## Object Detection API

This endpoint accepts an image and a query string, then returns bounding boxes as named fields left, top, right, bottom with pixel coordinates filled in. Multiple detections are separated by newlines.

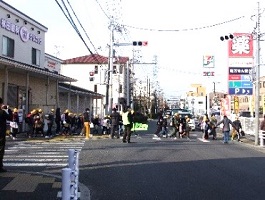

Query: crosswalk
left=4, top=139, right=85, bottom=167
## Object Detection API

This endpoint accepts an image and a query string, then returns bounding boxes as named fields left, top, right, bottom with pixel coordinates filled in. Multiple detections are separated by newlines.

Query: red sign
left=228, top=33, right=253, bottom=58
left=228, top=74, right=241, bottom=80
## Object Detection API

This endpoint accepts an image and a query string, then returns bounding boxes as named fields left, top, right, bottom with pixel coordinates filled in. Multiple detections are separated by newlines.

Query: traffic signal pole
left=254, top=2, right=261, bottom=146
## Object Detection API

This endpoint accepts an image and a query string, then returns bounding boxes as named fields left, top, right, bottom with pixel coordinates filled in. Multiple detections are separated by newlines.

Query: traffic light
left=89, top=71, right=94, bottom=81
left=220, top=34, right=234, bottom=41
left=132, top=41, right=148, bottom=46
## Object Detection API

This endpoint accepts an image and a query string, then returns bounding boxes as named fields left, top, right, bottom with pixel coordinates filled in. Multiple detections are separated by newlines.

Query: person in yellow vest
left=122, top=106, right=134, bottom=143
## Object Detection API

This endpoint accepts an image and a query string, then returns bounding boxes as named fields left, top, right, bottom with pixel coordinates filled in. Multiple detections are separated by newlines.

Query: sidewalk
left=0, top=132, right=264, bottom=200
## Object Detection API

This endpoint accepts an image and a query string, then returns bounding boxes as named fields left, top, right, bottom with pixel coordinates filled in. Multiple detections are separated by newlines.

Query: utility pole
left=254, top=2, right=261, bottom=146
left=109, top=19, right=114, bottom=114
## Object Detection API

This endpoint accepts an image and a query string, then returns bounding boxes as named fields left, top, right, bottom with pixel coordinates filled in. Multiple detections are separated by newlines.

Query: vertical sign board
left=234, top=96, right=239, bottom=114
left=228, top=33, right=254, bottom=97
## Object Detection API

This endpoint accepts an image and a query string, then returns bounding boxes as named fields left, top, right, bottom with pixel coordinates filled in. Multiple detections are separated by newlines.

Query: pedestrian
left=10, top=108, right=19, bottom=140
left=184, top=116, right=191, bottom=139
left=122, top=106, right=134, bottom=143
left=209, top=114, right=217, bottom=140
left=55, top=108, right=61, bottom=135
left=202, top=114, right=210, bottom=140
left=110, top=107, right=120, bottom=139
left=232, top=116, right=242, bottom=142
left=45, top=108, right=55, bottom=138
left=25, top=110, right=35, bottom=138
left=82, top=108, right=90, bottom=138
left=170, top=113, right=181, bottom=140
left=152, top=115, right=163, bottom=140
left=0, top=97, right=13, bottom=172
left=215, top=115, right=236, bottom=144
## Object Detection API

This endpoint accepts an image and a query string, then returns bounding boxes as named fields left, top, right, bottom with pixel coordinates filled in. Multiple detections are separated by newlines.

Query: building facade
left=61, top=54, right=131, bottom=114
left=0, top=1, right=103, bottom=131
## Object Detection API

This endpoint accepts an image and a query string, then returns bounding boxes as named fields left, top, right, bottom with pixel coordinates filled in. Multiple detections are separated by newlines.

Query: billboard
left=228, top=33, right=253, bottom=58
left=228, top=33, right=254, bottom=96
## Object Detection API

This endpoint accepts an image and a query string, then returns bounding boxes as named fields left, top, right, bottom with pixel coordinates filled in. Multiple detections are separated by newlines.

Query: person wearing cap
left=110, top=107, right=121, bottom=139
left=10, top=108, right=19, bottom=140
left=215, top=115, right=236, bottom=144
left=0, top=97, right=13, bottom=172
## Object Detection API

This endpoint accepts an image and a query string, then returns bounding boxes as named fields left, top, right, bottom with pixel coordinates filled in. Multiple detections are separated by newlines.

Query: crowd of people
left=152, top=111, right=247, bottom=144
left=0, top=104, right=136, bottom=142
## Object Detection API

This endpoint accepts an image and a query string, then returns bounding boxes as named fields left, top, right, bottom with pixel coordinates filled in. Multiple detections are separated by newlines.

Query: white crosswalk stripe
left=4, top=140, right=85, bottom=167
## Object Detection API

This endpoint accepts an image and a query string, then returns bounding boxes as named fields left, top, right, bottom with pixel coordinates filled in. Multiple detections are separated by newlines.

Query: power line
left=122, top=15, right=246, bottom=32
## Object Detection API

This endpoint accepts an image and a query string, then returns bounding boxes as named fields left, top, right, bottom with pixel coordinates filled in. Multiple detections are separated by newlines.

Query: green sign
left=131, top=123, right=148, bottom=131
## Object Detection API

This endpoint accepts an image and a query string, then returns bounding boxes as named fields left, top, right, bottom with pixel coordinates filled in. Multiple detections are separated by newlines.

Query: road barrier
left=58, top=149, right=80, bottom=200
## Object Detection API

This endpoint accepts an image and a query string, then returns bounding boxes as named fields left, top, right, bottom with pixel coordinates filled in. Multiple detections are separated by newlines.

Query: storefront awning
left=0, top=56, right=76, bottom=82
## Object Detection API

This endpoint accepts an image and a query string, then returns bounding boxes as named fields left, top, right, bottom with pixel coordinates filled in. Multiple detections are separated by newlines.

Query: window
left=2, top=36, right=14, bottom=58
left=32, top=48, right=40, bottom=66
left=119, top=84, right=122, bottom=93
left=94, top=66, right=98, bottom=74
left=94, top=85, right=97, bottom=93
left=119, top=65, right=123, bottom=74
left=263, top=81, right=265, bottom=88
left=113, top=66, right=117, bottom=74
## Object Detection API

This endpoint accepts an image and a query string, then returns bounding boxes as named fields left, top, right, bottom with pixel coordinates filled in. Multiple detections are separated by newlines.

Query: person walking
left=82, top=108, right=90, bottom=138
left=170, top=113, right=181, bottom=140
left=153, top=115, right=163, bottom=140
left=215, top=115, right=236, bottom=144
left=202, top=114, right=210, bottom=140
left=10, top=108, right=19, bottom=140
left=209, top=114, right=217, bottom=140
left=0, top=97, right=13, bottom=172
left=110, top=108, right=120, bottom=139
left=122, top=107, right=133, bottom=143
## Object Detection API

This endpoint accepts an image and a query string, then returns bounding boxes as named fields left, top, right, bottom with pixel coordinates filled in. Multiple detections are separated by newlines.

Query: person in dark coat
left=110, top=108, right=121, bottom=139
left=0, top=97, right=13, bottom=172
left=55, top=108, right=61, bottom=135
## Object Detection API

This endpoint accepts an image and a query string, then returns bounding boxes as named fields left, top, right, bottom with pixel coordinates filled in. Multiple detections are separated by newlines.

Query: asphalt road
left=78, top=120, right=265, bottom=200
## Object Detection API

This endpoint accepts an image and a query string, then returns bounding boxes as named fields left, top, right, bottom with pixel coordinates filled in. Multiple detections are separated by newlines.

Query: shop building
left=0, top=1, right=103, bottom=131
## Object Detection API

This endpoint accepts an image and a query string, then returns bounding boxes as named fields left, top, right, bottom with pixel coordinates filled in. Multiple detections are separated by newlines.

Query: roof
left=63, top=54, right=129, bottom=65
left=59, top=82, right=104, bottom=98
left=0, top=56, right=76, bottom=82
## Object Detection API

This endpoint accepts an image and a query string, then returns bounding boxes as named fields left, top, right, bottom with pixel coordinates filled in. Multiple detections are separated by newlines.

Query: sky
left=5, top=0, right=265, bottom=98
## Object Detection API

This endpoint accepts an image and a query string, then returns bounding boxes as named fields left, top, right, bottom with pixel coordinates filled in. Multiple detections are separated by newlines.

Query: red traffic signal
left=89, top=71, right=94, bottom=76
left=132, top=41, right=148, bottom=46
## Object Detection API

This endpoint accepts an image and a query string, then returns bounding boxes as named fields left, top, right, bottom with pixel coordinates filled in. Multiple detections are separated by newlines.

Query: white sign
left=228, top=58, right=253, bottom=67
